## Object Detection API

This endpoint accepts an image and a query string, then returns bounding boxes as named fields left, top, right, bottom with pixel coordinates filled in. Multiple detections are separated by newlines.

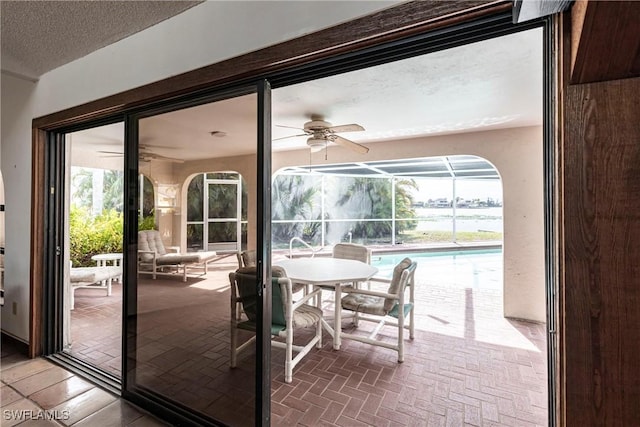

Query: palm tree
left=272, top=175, right=321, bottom=244
left=71, top=168, right=94, bottom=209
left=103, top=170, right=124, bottom=212
left=71, top=167, right=124, bottom=213
left=333, top=176, right=418, bottom=241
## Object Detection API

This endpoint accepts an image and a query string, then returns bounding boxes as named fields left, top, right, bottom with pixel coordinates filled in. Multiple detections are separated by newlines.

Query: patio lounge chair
left=138, top=230, right=218, bottom=282
left=230, top=266, right=323, bottom=383
left=340, top=257, right=417, bottom=362
left=69, top=265, right=122, bottom=309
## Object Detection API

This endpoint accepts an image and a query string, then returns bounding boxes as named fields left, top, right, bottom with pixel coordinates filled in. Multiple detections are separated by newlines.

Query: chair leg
left=236, top=302, right=243, bottom=321
left=230, top=324, right=238, bottom=368
left=398, top=311, right=405, bottom=363
left=316, top=313, right=323, bottom=349
left=285, top=328, right=293, bottom=383
left=409, top=307, right=415, bottom=340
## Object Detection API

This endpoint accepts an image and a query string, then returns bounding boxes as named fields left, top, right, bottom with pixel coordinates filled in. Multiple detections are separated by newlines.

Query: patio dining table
left=273, top=257, right=378, bottom=350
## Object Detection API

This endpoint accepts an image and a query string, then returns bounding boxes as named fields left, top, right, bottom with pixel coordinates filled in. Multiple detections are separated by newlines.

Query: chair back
left=234, top=267, right=259, bottom=323
left=138, top=230, right=167, bottom=261
left=233, top=266, right=289, bottom=329
left=271, top=278, right=287, bottom=330
left=332, top=243, right=371, bottom=264
left=237, top=250, right=257, bottom=268
left=384, top=258, right=417, bottom=312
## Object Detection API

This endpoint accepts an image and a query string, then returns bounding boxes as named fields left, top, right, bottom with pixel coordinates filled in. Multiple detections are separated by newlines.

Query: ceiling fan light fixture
left=307, top=137, right=326, bottom=152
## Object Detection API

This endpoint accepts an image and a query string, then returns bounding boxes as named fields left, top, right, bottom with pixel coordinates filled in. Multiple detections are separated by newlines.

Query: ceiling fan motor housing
left=304, top=120, right=332, bottom=132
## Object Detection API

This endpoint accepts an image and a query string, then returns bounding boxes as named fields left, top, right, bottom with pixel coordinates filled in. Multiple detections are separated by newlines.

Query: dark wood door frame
left=31, top=0, right=562, bottom=424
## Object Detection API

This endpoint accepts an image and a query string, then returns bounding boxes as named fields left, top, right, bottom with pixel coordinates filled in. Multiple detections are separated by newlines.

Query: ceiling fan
left=275, top=116, right=369, bottom=154
left=98, top=145, right=184, bottom=163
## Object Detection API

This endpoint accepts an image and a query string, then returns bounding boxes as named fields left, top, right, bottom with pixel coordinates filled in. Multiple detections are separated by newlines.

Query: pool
left=371, top=248, right=503, bottom=290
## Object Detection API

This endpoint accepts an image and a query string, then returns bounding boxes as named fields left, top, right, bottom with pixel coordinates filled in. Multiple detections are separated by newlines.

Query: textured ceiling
left=70, top=28, right=543, bottom=167
left=1, top=0, right=202, bottom=79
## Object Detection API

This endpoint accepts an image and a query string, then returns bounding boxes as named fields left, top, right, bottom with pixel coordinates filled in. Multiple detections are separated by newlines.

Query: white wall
left=1, top=74, right=36, bottom=340
left=0, top=1, right=399, bottom=342
left=274, top=126, right=546, bottom=322
left=33, top=1, right=399, bottom=117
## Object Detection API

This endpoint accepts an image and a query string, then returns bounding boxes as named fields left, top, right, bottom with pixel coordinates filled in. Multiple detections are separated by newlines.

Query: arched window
left=186, top=172, right=247, bottom=252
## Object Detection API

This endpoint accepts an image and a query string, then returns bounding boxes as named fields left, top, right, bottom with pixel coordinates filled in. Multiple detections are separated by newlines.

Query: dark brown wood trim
left=570, top=0, right=640, bottom=84
left=557, top=11, right=572, bottom=427
left=33, top=0, right=509, bottom=129
left=30, top=128, right=46, bottom=358
left=563, top=76, right=640, bottom=425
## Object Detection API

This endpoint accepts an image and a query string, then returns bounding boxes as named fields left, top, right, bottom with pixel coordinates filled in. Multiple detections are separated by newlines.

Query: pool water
left=371, top=248, right=503, bottom=290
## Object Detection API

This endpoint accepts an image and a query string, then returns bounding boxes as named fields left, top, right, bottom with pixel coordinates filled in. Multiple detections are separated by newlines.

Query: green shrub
left=70, top=207, right=123, bottom=267
left=69, top=207, right=156, bottom=267
left=138, top=213, right=156, bottom=231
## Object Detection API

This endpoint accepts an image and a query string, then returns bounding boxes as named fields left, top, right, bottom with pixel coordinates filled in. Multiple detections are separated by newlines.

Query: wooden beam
left=563, top=76, right=640, bottom=425
left=571, top=0, right=640, bottom=84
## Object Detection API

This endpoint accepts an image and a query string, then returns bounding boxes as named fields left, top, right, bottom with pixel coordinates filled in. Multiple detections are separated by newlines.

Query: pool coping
left=277, top=241, right=502, bottom=259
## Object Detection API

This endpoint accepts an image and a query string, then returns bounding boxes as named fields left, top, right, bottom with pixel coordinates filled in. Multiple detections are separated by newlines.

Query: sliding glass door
left=123, top=82, right=272, bottom=426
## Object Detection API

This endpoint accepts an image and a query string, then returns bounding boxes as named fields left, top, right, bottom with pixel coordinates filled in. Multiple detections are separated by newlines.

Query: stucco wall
left=273, top=126, right=546, bottom=322
left=153, top=125, right=545, bottom=322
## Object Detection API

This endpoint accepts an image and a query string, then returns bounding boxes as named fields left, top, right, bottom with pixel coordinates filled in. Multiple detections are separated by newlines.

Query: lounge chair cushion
left=153, top=252, right=218, bottom=266
left=138, top=230, right=167, bottom=260
left=138, top=230, right=217, bottom=265
left=70, top=266, right=122, bottom=285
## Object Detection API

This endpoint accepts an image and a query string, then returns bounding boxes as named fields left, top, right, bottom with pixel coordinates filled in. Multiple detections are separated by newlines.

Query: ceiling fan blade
left=273, top=133, right=308, bottom=141
left=276, top=124, right=305, bottom=131
left=140, top=143, right=179, bottom=151
left=327, top=124, right=365, bottom=133
left=143, top=152, right=184, bottom=163
left=333, top=135, right=369, bottom=154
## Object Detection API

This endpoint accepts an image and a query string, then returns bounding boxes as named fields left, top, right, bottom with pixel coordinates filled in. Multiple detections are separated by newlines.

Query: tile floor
left=9, top=251, right=549, bottom=426
left=1, top=336, right=168, bottom=426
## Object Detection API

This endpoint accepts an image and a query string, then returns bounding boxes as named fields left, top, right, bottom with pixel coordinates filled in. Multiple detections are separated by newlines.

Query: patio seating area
left=67, top=254, right=548, bottom=426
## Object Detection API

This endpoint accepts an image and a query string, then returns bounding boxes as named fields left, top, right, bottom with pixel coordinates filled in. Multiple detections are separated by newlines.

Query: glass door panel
left=62, top=122, right=125, bottom=379
left=127, top=85, right=269, bottom=426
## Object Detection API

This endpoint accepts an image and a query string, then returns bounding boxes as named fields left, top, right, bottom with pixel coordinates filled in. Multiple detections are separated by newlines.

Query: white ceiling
left=1, top=0, right=202, bottom=79
left=70, top=27, right=543, bottom=164
left=1, top=0, right=543, bottom=167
